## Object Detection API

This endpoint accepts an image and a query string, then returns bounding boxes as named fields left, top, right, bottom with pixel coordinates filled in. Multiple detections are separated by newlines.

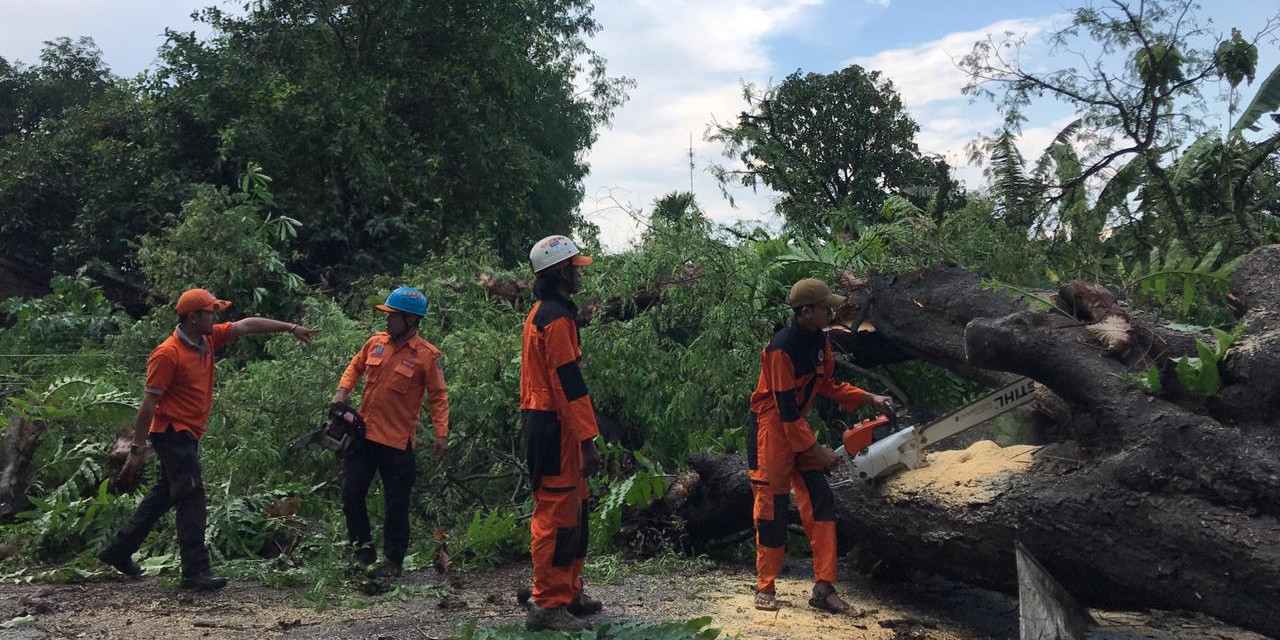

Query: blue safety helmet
left=375, top=286, right=428, bottom=317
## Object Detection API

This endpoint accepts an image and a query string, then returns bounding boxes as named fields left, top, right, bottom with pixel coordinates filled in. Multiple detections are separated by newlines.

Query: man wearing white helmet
left=519, top=235, right=603, bottom=631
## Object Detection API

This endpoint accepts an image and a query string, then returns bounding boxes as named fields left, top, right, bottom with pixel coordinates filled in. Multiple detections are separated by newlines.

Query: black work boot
left=96, top=547, right=142, bottom=577
left=180, top=574, right=229, bottom=591
left=352, top=546, right=376, bottom=566
left=368, top=562, right=402, bottom=579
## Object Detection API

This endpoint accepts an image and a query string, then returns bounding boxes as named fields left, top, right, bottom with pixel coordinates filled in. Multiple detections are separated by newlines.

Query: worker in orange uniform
left=99, top=289, right=318, bottom=590
left=749, top=278, right=893, bottom=614
left=332, top=286, right=449, bottom=580
left=520, top=235, right=603, bottom=632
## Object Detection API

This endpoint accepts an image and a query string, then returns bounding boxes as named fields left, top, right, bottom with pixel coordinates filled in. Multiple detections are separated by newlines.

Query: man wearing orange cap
left=331, top=286, right=449, bottom=580
left=98, top=289, right=318, bottom=590
left=521, top=235, right=602, bottom=632
left=748, top=278, right=892, bottom=615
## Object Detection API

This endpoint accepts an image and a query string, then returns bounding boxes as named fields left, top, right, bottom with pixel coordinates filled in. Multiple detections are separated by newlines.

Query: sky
left=2, top=0, right=1277, bottom=250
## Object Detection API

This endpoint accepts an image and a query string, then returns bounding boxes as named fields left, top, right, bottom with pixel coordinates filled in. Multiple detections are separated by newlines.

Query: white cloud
left=597, top=0, right=824, bottom=74
left=1013, top=115, right=1086, bottom=164
left=839, top=15, right=1079, bottom=192
left=581, top=9, right=1077, bottom=246
left=849, top=16, right=1056, bottom=109
left=581, top=1, right=825, bottom=249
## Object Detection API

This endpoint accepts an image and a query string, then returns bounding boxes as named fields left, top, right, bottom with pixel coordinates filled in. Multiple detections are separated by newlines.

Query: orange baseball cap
left=175, top=289, right=232, bottom=316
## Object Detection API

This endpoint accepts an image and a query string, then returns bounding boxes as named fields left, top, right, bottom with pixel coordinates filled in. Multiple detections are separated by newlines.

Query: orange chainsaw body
left=842, top=415, right=894, bottom=458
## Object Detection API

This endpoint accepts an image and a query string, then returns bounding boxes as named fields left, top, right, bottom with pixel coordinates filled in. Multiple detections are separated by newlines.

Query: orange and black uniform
left=749, top=324, right=868, bottom=594
left=337, top=333, right=449, bottom=565
left=520, top=292, right=599, bottom=609
left=103, top=323, right=236, bottom=578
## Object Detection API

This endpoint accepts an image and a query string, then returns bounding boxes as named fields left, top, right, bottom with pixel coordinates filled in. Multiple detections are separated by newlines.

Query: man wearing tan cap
left=747, top=278, right=892, bottom=615
left=97, top=288, right=318, bottom=590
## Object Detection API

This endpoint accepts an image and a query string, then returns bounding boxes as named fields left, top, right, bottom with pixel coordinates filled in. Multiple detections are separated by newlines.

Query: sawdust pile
left=703, top=577, right=972, bottom=640
left=881, top=440, right=1037, bottom=507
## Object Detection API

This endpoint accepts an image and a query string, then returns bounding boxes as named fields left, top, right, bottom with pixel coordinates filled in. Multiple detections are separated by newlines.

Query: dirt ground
left=0, top=557, right=1269, bottom=640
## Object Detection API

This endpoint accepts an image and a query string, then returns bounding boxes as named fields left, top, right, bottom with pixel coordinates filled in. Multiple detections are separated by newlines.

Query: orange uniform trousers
left=525, top=409, right=589, bottom=608
left=749, top=409, right=838, bottom=594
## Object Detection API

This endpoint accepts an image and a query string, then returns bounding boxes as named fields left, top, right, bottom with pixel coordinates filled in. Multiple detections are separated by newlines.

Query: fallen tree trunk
left=660, top=253, right=1280, bottom=637
left=0, top=415, right=40, bottom=520
left=1215, top=245, right=1280, bottom=422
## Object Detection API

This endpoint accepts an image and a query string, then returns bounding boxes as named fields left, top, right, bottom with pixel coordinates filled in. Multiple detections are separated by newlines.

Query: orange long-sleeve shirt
left=519, top=295, right=599, bottom=443
left=749, top=325, right=868, bottom=452
left=338, top=333, right=449, bottom=450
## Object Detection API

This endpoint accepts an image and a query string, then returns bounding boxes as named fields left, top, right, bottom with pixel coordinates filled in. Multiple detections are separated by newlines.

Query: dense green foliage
left=961, top=0, right=1280, bottom=266
left=0, top=1, right=629, bottom=286
left=1, top=1, right=1278, bottom=636
left=709, top=67, right=953, bottom=237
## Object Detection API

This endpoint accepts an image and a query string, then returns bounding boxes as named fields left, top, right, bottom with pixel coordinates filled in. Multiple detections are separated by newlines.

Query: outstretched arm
left=230, top=317, right=319, bottom=343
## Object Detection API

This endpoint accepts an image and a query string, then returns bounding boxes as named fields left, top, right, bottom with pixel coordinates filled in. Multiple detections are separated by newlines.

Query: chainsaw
left=830, top=376, right=1038, bottom=487
left=286, top=401, right=366, bottom=457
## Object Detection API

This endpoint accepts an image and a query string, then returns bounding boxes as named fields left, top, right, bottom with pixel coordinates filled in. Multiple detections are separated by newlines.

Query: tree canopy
left=710, top=66, right=944, bottom=238
left=0, top=1, right=630, bottom=296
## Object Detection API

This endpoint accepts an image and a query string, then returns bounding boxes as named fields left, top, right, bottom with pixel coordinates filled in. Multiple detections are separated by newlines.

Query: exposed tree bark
left=653, top=252, right=1280, bottom=637
left=0, top=416, right=41, bottom=520
left=1214, top=245, right=1280, bottom=423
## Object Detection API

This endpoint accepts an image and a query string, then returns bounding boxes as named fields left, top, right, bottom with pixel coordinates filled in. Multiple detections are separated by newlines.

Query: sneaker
left=180, top=574, right=228, bottom=591
left=368, top=562, right=402, bottom=579
left=96, top=547, right=141, bottom=577
left=567, top=592, right=603, bottom=616
left=526, top=604, right=591, bottom=632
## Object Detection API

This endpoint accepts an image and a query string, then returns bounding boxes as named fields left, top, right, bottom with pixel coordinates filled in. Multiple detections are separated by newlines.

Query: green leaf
left=1211, top=326, right=1242, bottom=358
left=1181, top=278, right=1196, bottom=315
left=0, top=614, right=36, bottom=629
left=1174, top=336, right=1226, bottom=398
left=1195, top=242, right=1224, bottom=272
left=1130, top=364, right=1162, bottom=393
left=1231, top=63, right=1280, bottom=136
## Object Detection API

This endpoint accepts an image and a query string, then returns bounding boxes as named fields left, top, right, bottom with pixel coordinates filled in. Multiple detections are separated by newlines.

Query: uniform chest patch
left=373, top=345, right=385, bottom=356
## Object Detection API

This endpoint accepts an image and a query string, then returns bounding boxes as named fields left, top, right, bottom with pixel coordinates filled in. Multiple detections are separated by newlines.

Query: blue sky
left=2, top=0, right=1277, bottom=249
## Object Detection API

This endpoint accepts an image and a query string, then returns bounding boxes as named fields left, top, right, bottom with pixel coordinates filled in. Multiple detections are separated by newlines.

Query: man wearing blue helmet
left=332, top=286, right=450, bottom=579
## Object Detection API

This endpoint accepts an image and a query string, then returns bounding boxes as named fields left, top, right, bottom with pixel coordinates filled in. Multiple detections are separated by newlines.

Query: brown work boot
left=526, top=604, right=591, bottom=632
left=567, top=591, right=603, bottom=616
left=809, top=582, right=865, bottom=617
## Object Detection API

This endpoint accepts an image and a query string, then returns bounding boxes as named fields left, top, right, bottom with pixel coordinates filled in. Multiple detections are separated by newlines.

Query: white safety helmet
left=529, top=235, right=593, bottom=274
